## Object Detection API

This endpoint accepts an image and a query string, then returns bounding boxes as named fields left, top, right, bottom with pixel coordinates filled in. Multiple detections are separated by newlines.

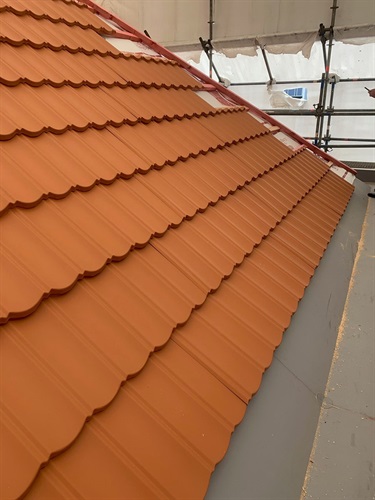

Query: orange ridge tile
left=4, top=171, right=353, bottom=500
left=0, top=0, right=114, bottom=34
left=0, top=148, right=332, bottom=326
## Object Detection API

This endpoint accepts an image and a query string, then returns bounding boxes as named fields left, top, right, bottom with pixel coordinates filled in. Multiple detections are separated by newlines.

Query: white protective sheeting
left=188, top=41, right=375, bottom=163
left=94, top=0, right=374, bottom=56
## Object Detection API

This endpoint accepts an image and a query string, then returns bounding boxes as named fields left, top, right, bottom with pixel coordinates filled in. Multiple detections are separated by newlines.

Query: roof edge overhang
left=80, top=0, right=357, bottom=177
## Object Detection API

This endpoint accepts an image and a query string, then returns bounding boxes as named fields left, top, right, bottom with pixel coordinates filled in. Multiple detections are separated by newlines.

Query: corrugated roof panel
left=0, top=0, right=356, bottom=498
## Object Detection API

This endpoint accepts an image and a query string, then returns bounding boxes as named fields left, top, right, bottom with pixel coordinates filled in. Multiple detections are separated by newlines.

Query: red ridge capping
left=80, top=0, right=356, bottom=176
left=112, top=30, right=141, bottom=42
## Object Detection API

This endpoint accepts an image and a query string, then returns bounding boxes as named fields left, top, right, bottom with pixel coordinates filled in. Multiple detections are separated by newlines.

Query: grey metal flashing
left=206, top=179, right=370, bottom=500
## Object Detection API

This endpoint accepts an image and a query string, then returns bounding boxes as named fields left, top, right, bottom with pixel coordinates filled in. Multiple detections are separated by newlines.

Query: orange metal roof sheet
left=0, top=1, right=354, bottom=499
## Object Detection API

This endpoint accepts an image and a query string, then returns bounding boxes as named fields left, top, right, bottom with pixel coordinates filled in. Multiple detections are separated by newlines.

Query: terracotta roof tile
left=0, top=10, right=116, bottom=54
left=0, top=0, right=114, bottom=33
left=26, top=343, right=246, bottom=500
left=0, top=1, right=355, bottom=498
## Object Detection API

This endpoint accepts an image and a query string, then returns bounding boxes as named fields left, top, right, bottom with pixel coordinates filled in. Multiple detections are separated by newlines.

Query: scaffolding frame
left=200, top=0, right=374, bottom=155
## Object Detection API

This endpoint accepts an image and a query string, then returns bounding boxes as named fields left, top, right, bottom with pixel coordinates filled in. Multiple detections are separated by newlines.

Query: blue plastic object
left=284, top=87, right=308, bottom=100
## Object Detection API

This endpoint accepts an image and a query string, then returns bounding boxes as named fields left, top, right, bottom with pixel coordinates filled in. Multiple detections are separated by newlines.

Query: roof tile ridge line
left=0, top=75, right=201, bottom=92
left=0, top=4, right=114, bottom=35
left=0, top=36, right=117, bottom=58
left=169, top=184, right=347, bottom=411
left=0, top=103, right=216, bottom=141
left=0, top=72, right=201, bottom=91
left=78, top=0, right=356, bottom=175
left=0, top=127, right=288, bottom=229
left=0, top=75, right=127, bottom=90
left=0, top=142, right=304, bottom=327
left=147, top=154, right=330, bottom=298
left=1, top=37, right=178, bottom=62
left=0, top=108, right=252, bottom=216
left=9, top=163, right=338, bottom=493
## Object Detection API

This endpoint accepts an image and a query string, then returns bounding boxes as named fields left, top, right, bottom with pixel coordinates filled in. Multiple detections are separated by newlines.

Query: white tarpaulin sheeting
left=188, top=41, right=375, bottom=163
left=94, top=0, right=374, bottom=55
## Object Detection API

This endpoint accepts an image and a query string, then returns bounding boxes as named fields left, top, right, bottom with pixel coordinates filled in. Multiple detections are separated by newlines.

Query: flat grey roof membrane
left=303, top=189, right=374, bottom=500
left=206, top=179, right=370, bottom=500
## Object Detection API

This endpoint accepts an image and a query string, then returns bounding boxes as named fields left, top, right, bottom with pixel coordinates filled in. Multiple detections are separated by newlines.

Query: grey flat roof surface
left=206, top=179, right=371, bottom=500
left=303, top=191, right=375, bottom=500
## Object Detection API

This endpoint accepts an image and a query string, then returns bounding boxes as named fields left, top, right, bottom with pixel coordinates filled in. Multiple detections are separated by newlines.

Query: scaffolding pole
left=260, top=46, right=274, bottom=84
left=323, top=78, right=337, bottom=151
left=263, top=109, right=374, bottom=115
left=208, top=0, right=214, bottom=78
left=323, top=144, right=375, bottom=148
left=305, top=137, right=375, bottom=142
left=230, top=77, right=375, bottom=86
left=314, top=0, right=339, bottom=148
left=199, top=37, right=223, bottom=83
